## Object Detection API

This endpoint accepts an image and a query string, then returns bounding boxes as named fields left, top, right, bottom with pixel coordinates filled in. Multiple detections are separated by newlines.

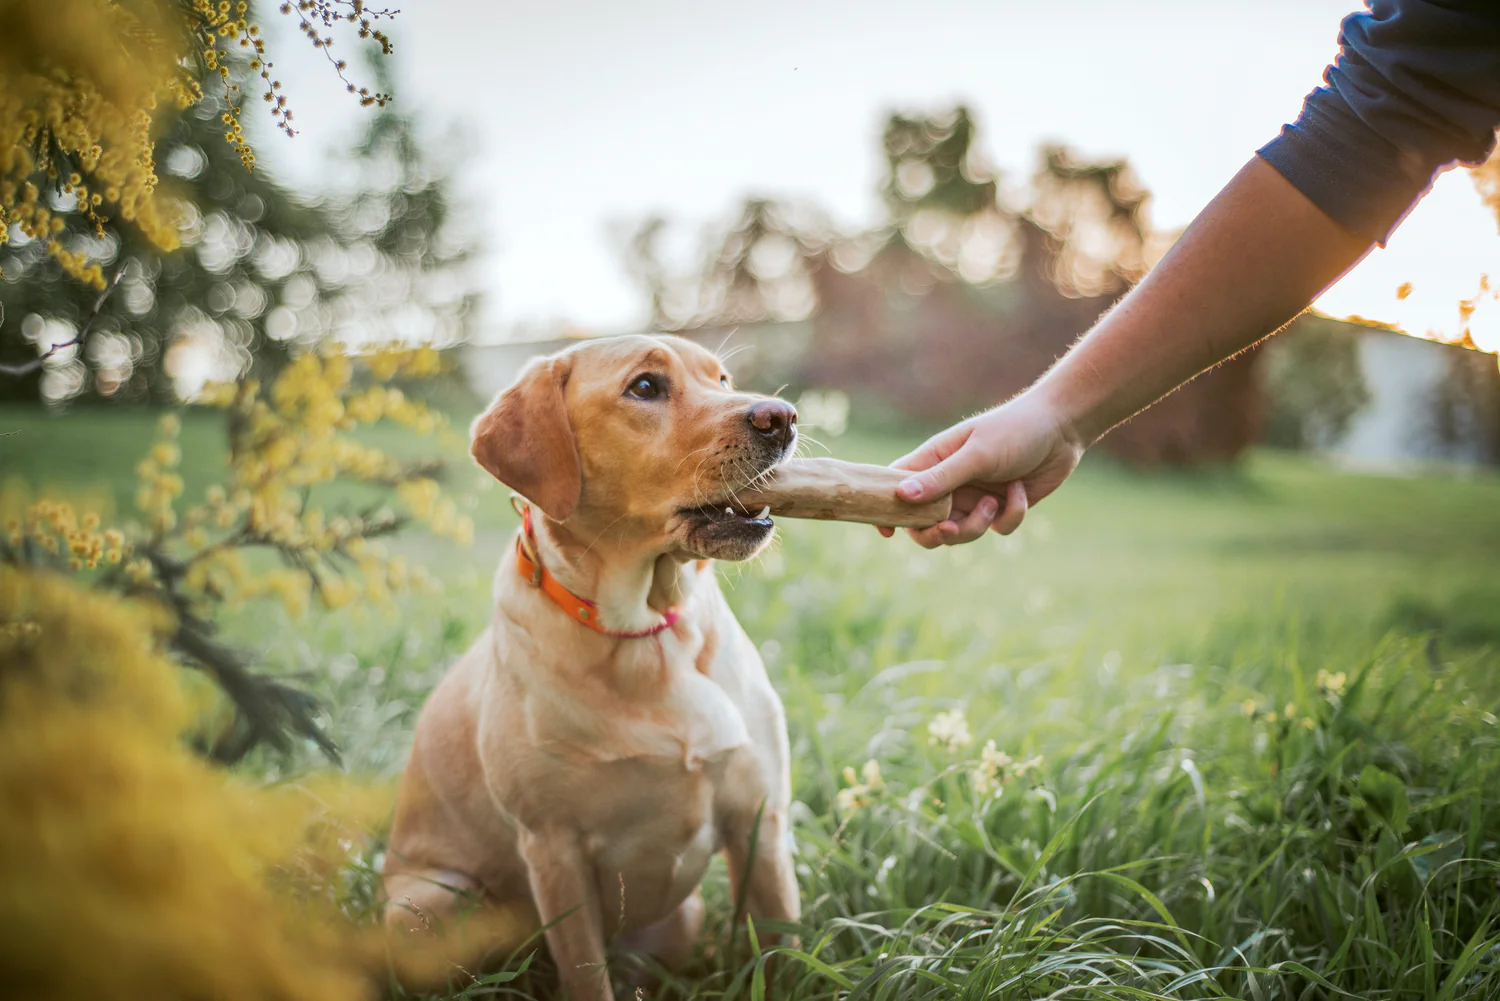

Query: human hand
left=876, top=391, right=1086, bottom=548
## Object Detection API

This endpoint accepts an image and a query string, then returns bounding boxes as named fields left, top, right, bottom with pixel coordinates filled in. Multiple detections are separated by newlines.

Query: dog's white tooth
left=756, top=506, right=770, bottom=520
left=724, top=507, right=734, bottom=516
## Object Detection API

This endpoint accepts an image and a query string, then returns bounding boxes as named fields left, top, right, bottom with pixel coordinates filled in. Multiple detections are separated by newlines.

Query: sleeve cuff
left=1257, top=88, right=1436, bottom=247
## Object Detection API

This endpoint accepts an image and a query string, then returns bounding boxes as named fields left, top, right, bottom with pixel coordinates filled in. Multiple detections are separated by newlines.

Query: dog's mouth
left=677, top=498, right=774, bottom=531
left=674, top=496, right=776, bottom=561
left=673, top=458, right=783, bottom=560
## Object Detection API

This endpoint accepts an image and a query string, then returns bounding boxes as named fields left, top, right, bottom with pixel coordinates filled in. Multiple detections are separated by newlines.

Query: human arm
left=885, top=0, right=1500, bottom=548
left=882, top=156, right=1373, bottom=547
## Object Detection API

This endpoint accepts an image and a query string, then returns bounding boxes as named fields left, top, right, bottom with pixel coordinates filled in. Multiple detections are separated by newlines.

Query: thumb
left=896, top=444, right=984, bottom=502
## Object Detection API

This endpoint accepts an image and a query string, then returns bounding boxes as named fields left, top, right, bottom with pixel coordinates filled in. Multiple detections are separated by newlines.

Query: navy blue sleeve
left=1257, top=0, right=1500, bottom=246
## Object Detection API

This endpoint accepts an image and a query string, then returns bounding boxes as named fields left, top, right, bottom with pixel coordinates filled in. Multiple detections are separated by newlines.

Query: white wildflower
left=929, top=709, right=973, bottom=753
left=1012, top=754, right=1044, bottom=777
left=969, top=739, right=1011, bottom=797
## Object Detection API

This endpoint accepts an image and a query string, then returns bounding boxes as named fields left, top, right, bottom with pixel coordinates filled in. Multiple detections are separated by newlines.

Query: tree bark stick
left=739, top=458, right=952, bottom=528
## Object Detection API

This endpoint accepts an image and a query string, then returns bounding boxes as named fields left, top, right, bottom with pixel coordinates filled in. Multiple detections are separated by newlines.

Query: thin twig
left=0, top=267, right=126, bottom=379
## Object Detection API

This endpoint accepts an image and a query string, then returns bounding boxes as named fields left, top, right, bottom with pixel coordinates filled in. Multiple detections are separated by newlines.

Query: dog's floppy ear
left=470, top=355, right=582, bottom=521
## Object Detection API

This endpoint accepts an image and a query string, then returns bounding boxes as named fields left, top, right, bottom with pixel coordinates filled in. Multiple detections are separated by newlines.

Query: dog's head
left=471, top=335, right=796, bottom=561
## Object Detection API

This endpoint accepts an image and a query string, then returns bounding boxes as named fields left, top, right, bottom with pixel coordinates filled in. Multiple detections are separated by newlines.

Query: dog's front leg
left=519, top=827, right=612, bottom=1001
left=723, top=801, right=801, bottom=945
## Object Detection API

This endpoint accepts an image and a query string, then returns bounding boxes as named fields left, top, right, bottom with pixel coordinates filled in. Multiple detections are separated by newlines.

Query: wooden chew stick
left=737, top=457, right=952, bottom=528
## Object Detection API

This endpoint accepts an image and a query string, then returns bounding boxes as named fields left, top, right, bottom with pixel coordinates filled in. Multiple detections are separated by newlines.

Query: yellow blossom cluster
left=136, top=414, right=186, bottom=534
left=8, top=341, right=466, bottom=624
left=160, top=345, right=465, bottom=617
left=2, top=342, right=465, bottom=782
left=190, top=0, right=280, bottom=169
left=6, top=500, right=128, bottom=572
left=396, top=476, right=471, bottom=544
left=0, top=0, right=189, bottom=286
left=366, top=343, right=445, bottom=381
left=0, top=565, right=529, bottom=1000
left=0, top=0, right=398, bottom=287
left=1316, top=669, right=1348, bottom=696
left=206, top=344, right=467, bottom=528
left=1241, top=696, right=1318, bottom=731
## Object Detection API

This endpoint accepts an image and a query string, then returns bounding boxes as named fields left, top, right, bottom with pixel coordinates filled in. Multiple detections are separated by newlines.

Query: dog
left=382, top=335, right=801, bottom=1001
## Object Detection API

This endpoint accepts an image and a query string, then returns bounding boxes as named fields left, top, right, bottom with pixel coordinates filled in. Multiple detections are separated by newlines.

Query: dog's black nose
left=748, top=399, right=797, bottom=446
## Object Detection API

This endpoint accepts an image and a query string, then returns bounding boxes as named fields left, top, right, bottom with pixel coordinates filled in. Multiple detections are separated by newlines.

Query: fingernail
left=898, top=478, right=923, bottom=499
left=980, top=498, right=998, bottom=519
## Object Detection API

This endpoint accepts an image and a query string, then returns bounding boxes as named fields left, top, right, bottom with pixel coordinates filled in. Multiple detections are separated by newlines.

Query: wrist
left=1023, top=372, right=1098, bottom=452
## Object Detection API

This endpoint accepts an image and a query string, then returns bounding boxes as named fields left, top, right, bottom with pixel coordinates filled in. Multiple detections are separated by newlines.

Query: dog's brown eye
left=626, top=374, right=662, bottom=400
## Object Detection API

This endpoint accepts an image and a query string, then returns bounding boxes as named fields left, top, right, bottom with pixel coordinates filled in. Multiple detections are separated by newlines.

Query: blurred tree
left=321, top=51, right=479, bottom=353
left=0, top=0, right=405, bottom=407
left=619, top=215, right=671, bottom=328
left=0, top=51, right=475, bottom=407
left=0, top=94, right=340, bottom=404
left=1261, top=315, right=1372, bottom=451
left=623, top=198, right=825, bottom=331
left=877, top=111, right=1148, bottom=294
left=631, top=106, right=1152, bottom=334
left=635, top=104, right=1272, bottom=464
left=881, top=106, right=997, bottom=222
left=1023, top=144, right=1149, bottom=298
left=1429, top=279, right=1500, bottom=464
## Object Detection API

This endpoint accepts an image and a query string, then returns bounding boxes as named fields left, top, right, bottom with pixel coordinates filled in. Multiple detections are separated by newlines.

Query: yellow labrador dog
left=383, top=335, right=801, bottom=1000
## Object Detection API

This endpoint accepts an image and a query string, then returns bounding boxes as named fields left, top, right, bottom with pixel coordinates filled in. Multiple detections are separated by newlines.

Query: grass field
left=5, top=403, right=1500, bottom=999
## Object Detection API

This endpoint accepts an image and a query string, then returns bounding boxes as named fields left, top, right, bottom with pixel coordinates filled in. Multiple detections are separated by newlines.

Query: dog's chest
left=577, top=751, right=731, bottom=928
left=524, top=623, right=752, bottom=770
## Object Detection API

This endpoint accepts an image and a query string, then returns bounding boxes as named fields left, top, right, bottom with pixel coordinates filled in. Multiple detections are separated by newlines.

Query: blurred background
left=6, top=4, right=1500, bottom=994
left=5, top=0, right=1498, bottom=471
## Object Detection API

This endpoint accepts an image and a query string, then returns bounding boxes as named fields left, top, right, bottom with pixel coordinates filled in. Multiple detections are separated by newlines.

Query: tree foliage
left=1261, top=315, right=1373, bottom=451
left=0, top=0, right=467, bottom=407
left=622, top=105, right=1154, bottom=335
left=3, top=342, right=470, bottom=762
left=881, top=105, right=997, bottom=221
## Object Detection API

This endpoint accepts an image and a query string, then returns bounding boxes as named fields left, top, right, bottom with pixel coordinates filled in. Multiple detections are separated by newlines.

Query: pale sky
left=259, top=0, right=1500, bottom=350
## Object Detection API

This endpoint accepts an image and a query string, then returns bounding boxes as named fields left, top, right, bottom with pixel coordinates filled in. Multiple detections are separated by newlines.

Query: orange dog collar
left=511, top=497, right=681, bottom=639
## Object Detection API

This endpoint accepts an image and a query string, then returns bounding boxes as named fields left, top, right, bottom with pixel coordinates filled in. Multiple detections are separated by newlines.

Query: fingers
left=991, top=480, right=1028, bottom=536
left=875, top=525, right=894, bottom=538
left=943, top=493, right=1000, bottom=545
left=904, top=494, right=998, bottom=549
left=890, top=422, right=971, bottom=474
left=902, top=522, right=949, bottom=549
left=895, top=446, right=985, bottom=504
left=899, top=481, right=1030, bottom=548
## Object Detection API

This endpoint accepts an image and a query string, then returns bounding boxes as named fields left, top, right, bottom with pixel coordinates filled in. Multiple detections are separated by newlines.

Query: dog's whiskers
left=722, top=459, right=752, bottom=510
left=745, top=458, right=779, bottom=492
left=718, top=343, right=752, bottom=366
left=689, top=451, right=719, bottom=510
left=795, top=433, right=831, bottom=457
left=713, top=326, right=741, bottom=359
left=673, top=443, right=716, bottom=474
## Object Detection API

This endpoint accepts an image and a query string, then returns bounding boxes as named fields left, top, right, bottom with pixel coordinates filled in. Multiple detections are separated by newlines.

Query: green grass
left=5, top=404, right=1500, bottom=999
